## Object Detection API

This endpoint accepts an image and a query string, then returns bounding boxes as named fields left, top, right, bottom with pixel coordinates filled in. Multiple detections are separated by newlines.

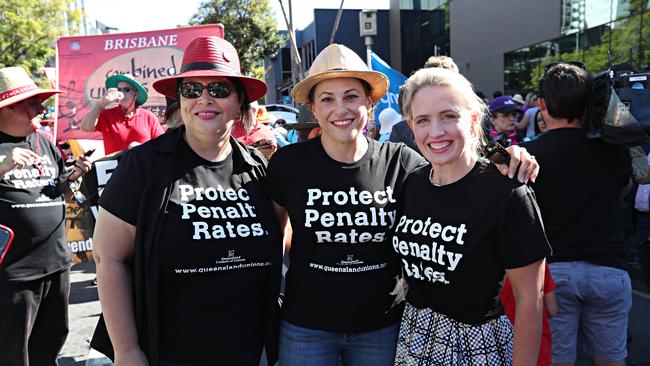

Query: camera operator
left=0, top=66, right=91, bottom=365
left=522, top=63, right=633, bottom=366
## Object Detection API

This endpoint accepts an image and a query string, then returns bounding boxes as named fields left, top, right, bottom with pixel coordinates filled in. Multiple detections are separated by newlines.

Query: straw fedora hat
left=0, top=67, right=61, bottom=109
left=106, top=73, right=148, bottom=106
left=291, top=44, right=389, bottom=105
left=153, top=36, right=267, bottom=102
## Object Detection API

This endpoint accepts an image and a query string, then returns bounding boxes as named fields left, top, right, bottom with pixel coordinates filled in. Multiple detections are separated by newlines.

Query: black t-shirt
left=0, top=131, right=70, bottom=282
left=100, top=139, right=274, bottom=362
left=266, top=137, right=426, bottom=332
left=392, top=160, right=551, bottom=325
left=522, top=128, right=630, bottom=269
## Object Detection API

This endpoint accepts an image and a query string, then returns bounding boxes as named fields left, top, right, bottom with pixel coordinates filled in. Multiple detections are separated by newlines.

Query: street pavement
left=57, top=261, right=107, bottom=366
left=58, top=261, right=650, bottom=366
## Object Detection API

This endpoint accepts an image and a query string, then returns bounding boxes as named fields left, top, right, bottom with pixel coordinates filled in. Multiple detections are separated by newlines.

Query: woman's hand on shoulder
left=114, top=347, right=149, bottom=366
left=498, top=145, right=539, bottom=184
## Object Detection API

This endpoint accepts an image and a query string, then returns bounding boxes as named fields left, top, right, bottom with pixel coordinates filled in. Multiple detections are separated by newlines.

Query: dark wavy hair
left=538, top=63, right=592, bottom=120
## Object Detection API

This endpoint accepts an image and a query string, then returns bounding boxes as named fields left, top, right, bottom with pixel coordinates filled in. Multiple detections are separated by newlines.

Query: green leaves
left=190, top=0, right=286, bottom=83
left=0, top=0, right=77, bottom=74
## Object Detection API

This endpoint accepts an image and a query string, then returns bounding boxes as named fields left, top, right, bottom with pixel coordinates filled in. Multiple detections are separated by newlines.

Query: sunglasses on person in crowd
left=116, top=87, right=134, bottom=93
left=180, top=82, right=235, bottom=99
left=544, top=61, right=586, bottom=72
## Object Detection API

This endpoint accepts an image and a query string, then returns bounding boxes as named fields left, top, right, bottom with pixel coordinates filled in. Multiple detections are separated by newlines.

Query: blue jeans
left=549, top=261, right=631, bottom=363
left=279, top=321, right=400, bottom=366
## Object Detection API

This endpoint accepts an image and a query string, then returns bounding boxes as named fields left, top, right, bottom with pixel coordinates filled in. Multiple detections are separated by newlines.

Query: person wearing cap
left=377, top=108, right=402, bottom=142
left=266, top=44, right=539, bottom=365
left=0, top=66, right=91, bottom=365
left=488, top=95, right=522, bottom=146
left=512, top=93, right=526, bottom=107
left=90, top=36, right=282, bottom=366
left=80, top=73, right=164, bottom=154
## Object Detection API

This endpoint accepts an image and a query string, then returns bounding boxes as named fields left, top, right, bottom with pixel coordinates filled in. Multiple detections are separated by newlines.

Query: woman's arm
left=272, top=201, right=292, bottom=254
left=506, top=258, right=545, bottom=366
left=93, top=208, right=149, bottom=366
left=544, top=291, right=558, bottom=317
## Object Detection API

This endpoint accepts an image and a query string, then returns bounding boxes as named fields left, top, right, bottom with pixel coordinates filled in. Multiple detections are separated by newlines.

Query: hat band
left=180, top=62, right=240, bottom=76
left=0, top=84, right=38, bottom=102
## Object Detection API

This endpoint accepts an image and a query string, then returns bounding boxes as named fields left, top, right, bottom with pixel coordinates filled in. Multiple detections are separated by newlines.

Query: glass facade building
left=504, top=0, right=650, bottom=94
left=398, top=0, right=450, bottom=75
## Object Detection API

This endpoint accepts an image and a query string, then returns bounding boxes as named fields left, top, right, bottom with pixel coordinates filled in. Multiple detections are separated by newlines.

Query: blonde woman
left=393, top=67, right=550, bottom=365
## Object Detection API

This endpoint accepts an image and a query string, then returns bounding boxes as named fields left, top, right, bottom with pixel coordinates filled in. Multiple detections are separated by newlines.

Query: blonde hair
left=400, top=67, right=488, bottom=150
left=423, top=55, right=459, bottom=73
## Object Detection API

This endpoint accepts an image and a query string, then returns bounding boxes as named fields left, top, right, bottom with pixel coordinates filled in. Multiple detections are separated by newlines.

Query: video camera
left=585, top=64, right=650, bottom=146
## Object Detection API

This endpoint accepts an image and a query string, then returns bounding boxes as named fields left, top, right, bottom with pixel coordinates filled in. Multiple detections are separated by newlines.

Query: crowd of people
left=0, top=33, right=644, bottom=366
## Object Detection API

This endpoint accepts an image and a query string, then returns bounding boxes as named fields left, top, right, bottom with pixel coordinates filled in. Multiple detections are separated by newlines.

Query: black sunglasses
left=116, top=87, right=134, bottom=93
left=180, top=82, right=235, bottom=99
left=544, top=61, right=586, bottom=72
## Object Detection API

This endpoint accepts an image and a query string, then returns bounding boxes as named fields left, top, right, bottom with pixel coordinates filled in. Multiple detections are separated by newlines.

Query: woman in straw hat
left=266, top=44, right=539, bottom=365
left=0, top=66, right=91, bottom=365
left=392, top=67, right=550, bottom=366
left=91, top=36, right=282, bottom=366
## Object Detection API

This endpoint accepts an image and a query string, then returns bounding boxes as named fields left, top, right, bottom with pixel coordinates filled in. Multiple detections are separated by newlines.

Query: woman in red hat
left=91, top=36, right=282, bottom=366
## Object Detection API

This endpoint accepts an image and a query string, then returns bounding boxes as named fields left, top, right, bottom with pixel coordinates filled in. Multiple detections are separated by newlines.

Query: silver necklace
left=429, top=168, right=442, bottom=187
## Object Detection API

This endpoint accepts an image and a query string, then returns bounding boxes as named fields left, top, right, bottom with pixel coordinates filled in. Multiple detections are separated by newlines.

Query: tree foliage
left=0, top=0, right=80, bottom=74
left=190, top=0, right=285, bottom=80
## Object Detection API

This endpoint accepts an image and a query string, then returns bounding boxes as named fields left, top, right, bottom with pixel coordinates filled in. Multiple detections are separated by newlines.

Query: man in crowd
left=80, top=73, right=163, bottom=154
left=0, top=66, right=91, bottom=365
left=523, top=63, right=633, bottom=366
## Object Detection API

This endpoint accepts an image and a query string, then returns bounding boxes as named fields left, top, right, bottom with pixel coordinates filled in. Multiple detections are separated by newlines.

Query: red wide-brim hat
left=153, top=36, right=267, bottom=102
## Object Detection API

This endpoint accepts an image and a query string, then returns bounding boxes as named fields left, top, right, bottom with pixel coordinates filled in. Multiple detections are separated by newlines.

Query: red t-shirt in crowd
left=500, top=262, right=556, bottom=366
left=231, top=120, right=277, bottom=147
left=96, top=107, right=164, bottom=154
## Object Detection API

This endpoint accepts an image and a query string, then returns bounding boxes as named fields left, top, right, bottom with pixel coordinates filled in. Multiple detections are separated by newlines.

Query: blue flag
left=369, top=51, right=407, bottom=125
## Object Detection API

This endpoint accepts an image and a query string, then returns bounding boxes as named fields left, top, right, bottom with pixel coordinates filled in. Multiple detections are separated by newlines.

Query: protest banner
left=55, top=24, right=224, bottom=141
left=66, top=151, right=122, bottom=263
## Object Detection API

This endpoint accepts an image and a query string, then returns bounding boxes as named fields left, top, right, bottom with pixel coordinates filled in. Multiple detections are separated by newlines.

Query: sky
left=82, top=0, right=389, bottom=33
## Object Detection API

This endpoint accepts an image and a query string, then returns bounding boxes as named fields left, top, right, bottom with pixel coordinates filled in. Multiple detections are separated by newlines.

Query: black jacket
left=91, top=126, right=283, bottom=365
